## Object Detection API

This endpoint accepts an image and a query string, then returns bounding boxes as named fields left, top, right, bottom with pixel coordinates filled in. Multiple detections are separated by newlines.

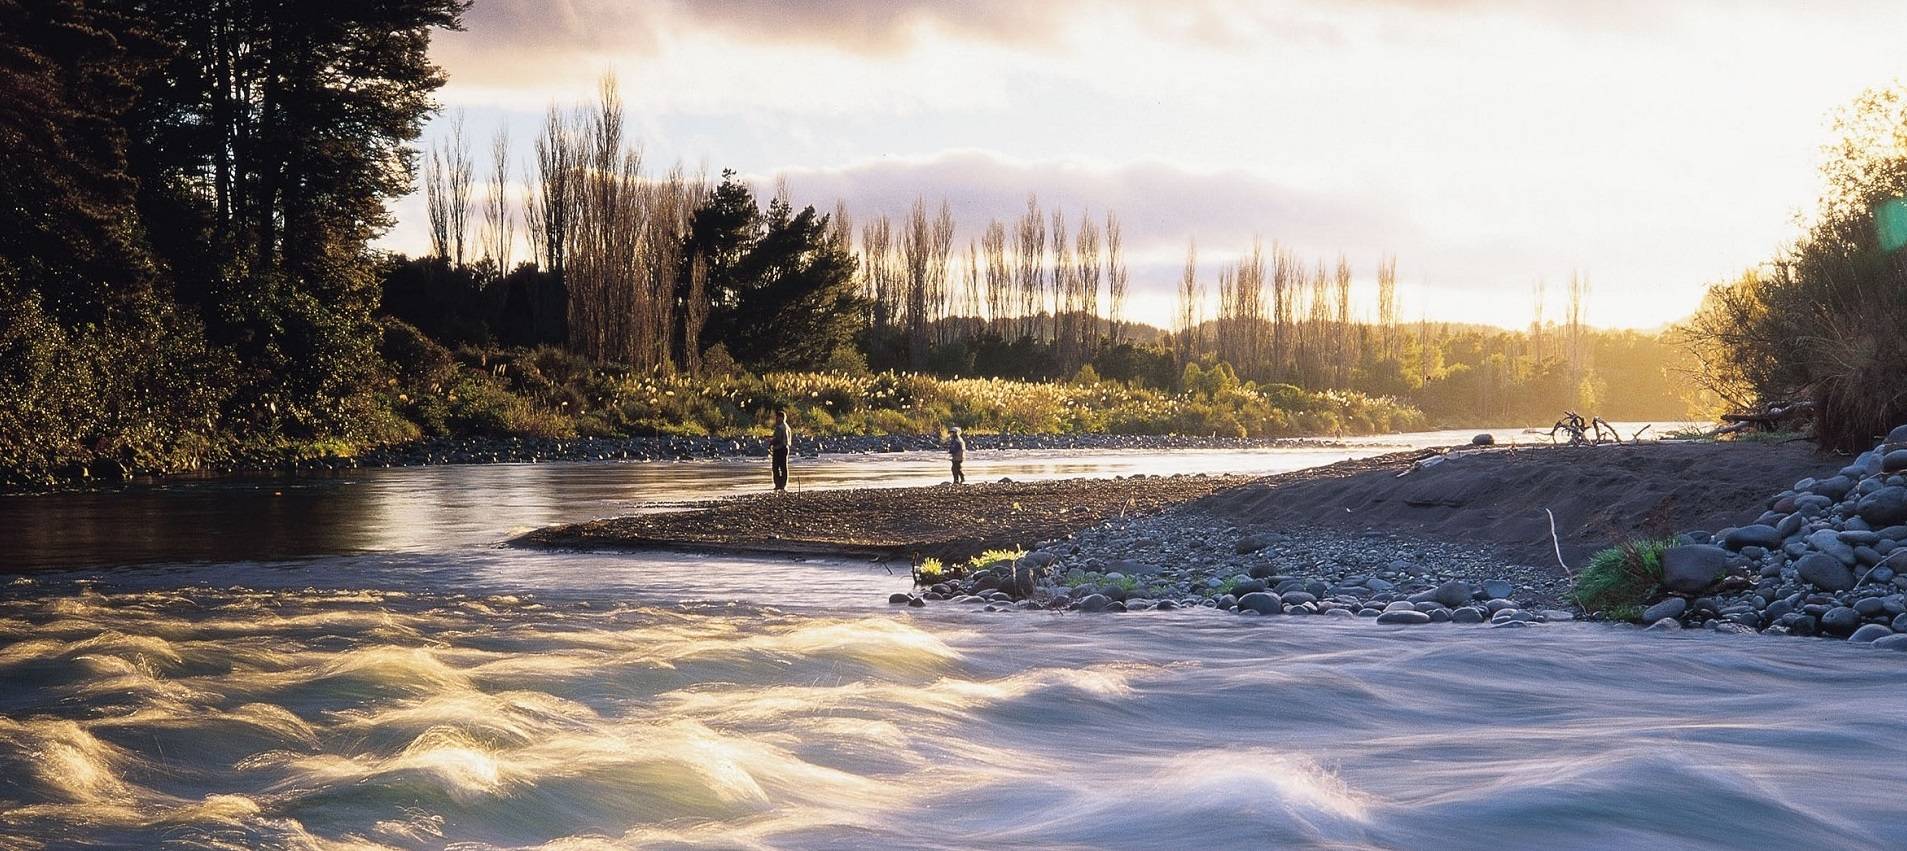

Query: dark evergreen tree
left=680, top=176, right=865, bottom=372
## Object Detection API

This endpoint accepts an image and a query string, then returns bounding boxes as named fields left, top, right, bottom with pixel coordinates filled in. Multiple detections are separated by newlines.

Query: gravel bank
left=1636, top=424, right=1907, bottom=649
left=513, top=473, right=1256, bottom=561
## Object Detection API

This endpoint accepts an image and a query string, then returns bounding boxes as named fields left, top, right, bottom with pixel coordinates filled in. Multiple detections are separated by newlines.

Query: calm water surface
left=6, top=422, right=1901, bottom=849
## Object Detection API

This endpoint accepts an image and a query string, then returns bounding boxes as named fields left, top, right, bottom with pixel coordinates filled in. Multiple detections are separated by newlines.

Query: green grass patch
left=913, top=557, right=954, bottom=586
left=969, top=548, right=1026, bottom=570
left=914, top=547, right=1030, bottom=587
left=1567, top=538, right=1674, bottom=621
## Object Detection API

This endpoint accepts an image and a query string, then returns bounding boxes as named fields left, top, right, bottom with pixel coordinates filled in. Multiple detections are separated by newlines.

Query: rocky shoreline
left=895, top=519, right=1575, bottom=629
left=899, top=426, right=1907, bottom=653
left=1635, top=423, right=1907, bottom=647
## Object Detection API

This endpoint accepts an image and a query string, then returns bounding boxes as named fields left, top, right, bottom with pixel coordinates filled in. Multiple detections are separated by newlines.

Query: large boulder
left=1886, top=423, right=1907, bottom=447
left=1659, top=545, right=1730, bottom=594
left=1796, top=553, right=1855, bottom=591
left=1107, top=559, right=1163, bottom=576
left=1237, top=592, right=1284, bottom=614
left=1820, top=606, right=1863, bottom=636
left=1723, top=524, right=1783, bottom=550
left=1857, top=487, right=1907, bottom=527
left=1432, top=580, right=1473, bottom=608
left=1807, top=528, right=1857, bottom=565
left=1884, top=449, right=1907, bottom=474
left=1235, top=533, right=1274, bottom=554
left=1808, top=475, right=1857, bottom=500
left=1641, top=597, right=1688, bottom=623
left=1377, top=609, right=1432, bottom=624
left=1471, top=433, right=1496, bottom=446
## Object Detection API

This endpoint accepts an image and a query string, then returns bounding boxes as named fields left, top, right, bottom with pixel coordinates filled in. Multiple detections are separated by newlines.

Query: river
left=4, top=425, right=1904, bottom=849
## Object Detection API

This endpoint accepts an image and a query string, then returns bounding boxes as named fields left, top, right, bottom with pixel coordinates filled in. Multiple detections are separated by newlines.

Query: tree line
left=0, top=1, right=1705, bottom=486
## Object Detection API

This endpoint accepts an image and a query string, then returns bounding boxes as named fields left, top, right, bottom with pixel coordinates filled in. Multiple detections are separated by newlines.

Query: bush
left=1681, top=84, right=1907, bottom=451
left=1567, top=539, right=1672, bottom=621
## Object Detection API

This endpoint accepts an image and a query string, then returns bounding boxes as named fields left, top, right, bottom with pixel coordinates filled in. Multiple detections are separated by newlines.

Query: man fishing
left=947, top=426, right=967, bottom=484
left=771, top=408, right=791, bottom=492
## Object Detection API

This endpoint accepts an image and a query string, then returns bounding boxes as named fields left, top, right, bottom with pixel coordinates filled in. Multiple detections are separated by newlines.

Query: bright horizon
left=378, top=0, right=1907, bottom=331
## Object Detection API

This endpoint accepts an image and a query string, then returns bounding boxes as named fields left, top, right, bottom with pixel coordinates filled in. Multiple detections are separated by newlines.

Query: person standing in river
left=771, top=409, right=792, bottom=492
left=947, top=426, right=967, bottom=484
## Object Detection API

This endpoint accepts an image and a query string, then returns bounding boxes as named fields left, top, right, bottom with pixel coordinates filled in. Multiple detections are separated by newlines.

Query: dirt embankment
left=514, top=474, right=1255, bottom=562
left=1192, top=442, right=1843, bottom=567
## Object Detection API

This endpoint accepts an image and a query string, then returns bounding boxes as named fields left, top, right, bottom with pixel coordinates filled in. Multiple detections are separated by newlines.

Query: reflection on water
left=2, top=564, right=1902, bottom=849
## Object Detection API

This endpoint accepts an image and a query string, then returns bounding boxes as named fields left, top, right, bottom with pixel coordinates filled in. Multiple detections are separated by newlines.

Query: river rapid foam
left=4, top=554, right=1905, bottom=849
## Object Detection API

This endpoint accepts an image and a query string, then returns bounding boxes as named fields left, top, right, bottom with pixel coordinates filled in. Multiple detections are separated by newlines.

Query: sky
left=380, top=0, right=1907, bottom=330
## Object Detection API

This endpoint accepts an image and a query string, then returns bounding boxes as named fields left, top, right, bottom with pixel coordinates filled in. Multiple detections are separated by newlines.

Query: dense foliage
left=0, top=0, right=463, bottom=485
left=372, top=328, right=1424, bottom=442
left=1682, top=84, right=1907, bottom=451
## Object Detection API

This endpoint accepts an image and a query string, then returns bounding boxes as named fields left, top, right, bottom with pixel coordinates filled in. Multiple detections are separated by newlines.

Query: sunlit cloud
left=390, top=0, right=1907, bottom=328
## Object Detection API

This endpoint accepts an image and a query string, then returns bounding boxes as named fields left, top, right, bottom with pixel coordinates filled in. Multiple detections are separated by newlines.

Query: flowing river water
left=3, top=426, right=1904, bottom=849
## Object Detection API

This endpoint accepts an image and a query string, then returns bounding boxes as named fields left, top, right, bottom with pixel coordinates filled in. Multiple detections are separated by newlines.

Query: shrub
left=1680, top=84, right=1907, bottom=451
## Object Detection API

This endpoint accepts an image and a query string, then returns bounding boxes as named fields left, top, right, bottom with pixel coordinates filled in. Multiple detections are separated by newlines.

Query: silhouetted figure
left=947, top=426, right=966, bottom=484
left=771, top=409, right=791, bottom=491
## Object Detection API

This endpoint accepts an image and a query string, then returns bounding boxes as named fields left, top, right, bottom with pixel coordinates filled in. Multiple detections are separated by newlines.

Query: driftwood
left=1716, top=400, right=1815, bottom=435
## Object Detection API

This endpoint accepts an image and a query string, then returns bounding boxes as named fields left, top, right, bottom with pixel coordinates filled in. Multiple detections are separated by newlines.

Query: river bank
left=520, top=440, right=1884, bottom=635
left=515, top=472, right=1258, bottom=561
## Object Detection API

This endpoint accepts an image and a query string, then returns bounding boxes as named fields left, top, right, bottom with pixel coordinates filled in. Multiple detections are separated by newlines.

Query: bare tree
left=522, top=153, right=543, bottom=268
left=1272, top=245, right=1298, bottom=379
left=1530, top=279, right=1547, bottom=365
left=898, top=198, right=955, bottom=365
left=1566, top=271, right=1590, bottom=398
left=444, top=113, right=474, bottom=266
left=1013, top=195, right=1045, bottom=341
left=981, top=220, right=1010, bottom=328
left=828, top=199, right=854, bottom=259
left=1175, top=239, right=1199, bottom=360
left=1216, top=263, right=1237, bottom=367
left=530, top=105, right=579, bottom=275
left=962, top=241, right=982, bottom=332
left=424, top=146, right=450, bottom=258
left=1075, top=211, right=1101, bottom=359
left=1049, top=210, right=1071, bottom=354
left=566, top=76, right=650, bottom=365
left=1375, top=254, right=1399, bottom=362
left=1334, top=255, right=1352, bottom=388
left=1105, top=211, right=1127, bottom=345
left=929, top=201, right=955, bottom=346
left=861, top=215, right=896, bottom=333
left=480, top=126, right=514, bottom=273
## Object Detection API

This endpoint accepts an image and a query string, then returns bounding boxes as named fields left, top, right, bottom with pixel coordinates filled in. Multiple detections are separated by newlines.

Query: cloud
left=761, top=150, right=1410, bottom=250
left=747, top=150, right=1420, bottom=310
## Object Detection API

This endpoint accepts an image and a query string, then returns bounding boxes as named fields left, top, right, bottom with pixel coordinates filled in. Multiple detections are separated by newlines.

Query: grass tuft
left=1567, top=538, right=1674, bottom=621
left=913, top=557, right=953, bottom=586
